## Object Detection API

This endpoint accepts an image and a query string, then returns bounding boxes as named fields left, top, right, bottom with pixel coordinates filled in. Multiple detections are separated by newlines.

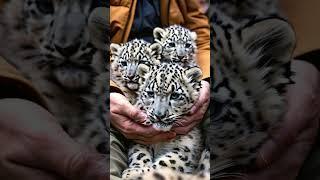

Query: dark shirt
left=296, top=50, right=320, bottom=72
left=128, top=0, right=161, bottom=43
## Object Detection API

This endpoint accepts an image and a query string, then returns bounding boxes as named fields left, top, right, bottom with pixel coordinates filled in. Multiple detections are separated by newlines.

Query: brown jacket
left=0, top=57, right=47, bottom=108
left=2, top=1, right=319, bottom=107
left=110, top=0, right=210, bottom=91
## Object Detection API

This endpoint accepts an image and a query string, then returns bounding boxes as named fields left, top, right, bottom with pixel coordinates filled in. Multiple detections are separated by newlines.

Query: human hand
left=110, top=93, right=176, bottom=144
left=0, top=98, right=107, bottom=180
left=172, top=80, right=210, bottom=135
left=242, top=60, right=320, bottom=180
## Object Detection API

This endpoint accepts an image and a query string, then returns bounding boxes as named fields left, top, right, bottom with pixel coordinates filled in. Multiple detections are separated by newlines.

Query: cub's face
left=153, top=25, right=197, bottom=64
left=110, top=39, right=161, bottom=90
left=5, top=0, right=106, bottom=89
left=137, top=63, right=202, bottom=131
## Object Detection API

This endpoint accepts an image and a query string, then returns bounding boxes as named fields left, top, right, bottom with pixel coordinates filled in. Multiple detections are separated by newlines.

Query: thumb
left=0, top=99, right=108, bottom=180
left=62, top=151, right=108, bottom=180
left=25, top=123, right=108, bottom=180
left=119, top=100, right=147, bottom=123
left=255, top=107, right=315, bottom=168
left=111, top=93, right=147, bottom=122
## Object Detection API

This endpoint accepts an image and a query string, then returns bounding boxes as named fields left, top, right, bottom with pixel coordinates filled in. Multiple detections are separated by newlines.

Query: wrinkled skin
left=229, top=60, right=320, bottom=180
left=0, top=99, right=108, bottom=180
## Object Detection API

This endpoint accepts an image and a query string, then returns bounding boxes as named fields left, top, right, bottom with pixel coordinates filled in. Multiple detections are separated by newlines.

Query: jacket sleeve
left=110, top=80, right=124, bottom=94
left=179, top=0, right=210, bottom=80
left=0, top=56, right=48, bottom=108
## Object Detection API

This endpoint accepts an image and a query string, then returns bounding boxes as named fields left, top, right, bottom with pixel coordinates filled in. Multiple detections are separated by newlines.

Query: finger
left=190, top=81, right=210, bottom=114
left=10, top=124, right=108, bottom=180
left=129, top=124, right=164, bottom=138
left=190, top=92, right=209, bottom=114
left=173, top=119, right=200, bottom=135
left=256, top=81, right=320, bottom=168
left=172, top=118, right=193, bottom=128
left=256, top=111, right=319, bottom=168
left=0, top=161, right=63, bottom=180
left=0, top=99, right=108, bottom=180
left=112, top=98, right=147, bottom=123
left=111, top=114, right=161, bottom=138
left=172, top=114, right=201, bottom=128
left=118, top=101, right=147, bottom=123
left=42, top=144, right=108, bottom=180
left=249, top=120, right=318, bottom=179
left=173, top=99, right=209, bottom=128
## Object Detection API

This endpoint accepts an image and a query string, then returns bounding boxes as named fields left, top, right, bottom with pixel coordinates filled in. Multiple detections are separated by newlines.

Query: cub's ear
left=190, top=31, right=197, bottom=41
left=137, top=64, right=150, bottom=78
left=185, top=67, right=202, bottom=81
left=150, top=43, right=162, bottom=55
left=149, top=43, right=162, bottom=65
left=153, top=27, right=167, bottom=42
left=110, top=43, right=122, bottom=55
left=242, top=18, right=296, bottom=65
left=88, top=7, right=109, bottom=50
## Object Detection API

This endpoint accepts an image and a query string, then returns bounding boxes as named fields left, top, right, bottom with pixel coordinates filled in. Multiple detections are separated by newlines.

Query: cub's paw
left=141, top=168, right=210, bottom=180
left=122, top=167, right=153, bottom=180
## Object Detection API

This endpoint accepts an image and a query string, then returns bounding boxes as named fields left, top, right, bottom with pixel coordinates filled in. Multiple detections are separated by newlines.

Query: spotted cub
left=122, top=63, right=206, bottom=179
left=110, top=39, right=161, bottom=103
left=0, top=0, right=109, bottom=154
left=153, top=25, right=198, bottom=67
left=209, top=4, right=296, bottom=178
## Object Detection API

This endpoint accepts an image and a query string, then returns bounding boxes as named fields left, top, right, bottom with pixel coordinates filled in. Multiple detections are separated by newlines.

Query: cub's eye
left=146, top=91, right=154, bottom=97
left=185, top=43, right=191, bottom=48
left=36, top=0, right=54, bottom=14
left=121, top=61, right=127, bottom=66
left=171, top=92, right=181, bottom=100
left=168, top=42, right=175, bottom=47
left=140, top=60, right=149, bottom=64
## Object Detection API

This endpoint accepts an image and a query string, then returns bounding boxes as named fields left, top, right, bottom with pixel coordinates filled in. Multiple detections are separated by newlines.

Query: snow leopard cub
left=110, top=39, right=161, bottom=104
left=122, top=63, right=205, bottom=179
left=153, top=25, right=198, bottom=67
left=0, top=0, right=108, bottom=154
left=208, top=1, right=295, bottom=178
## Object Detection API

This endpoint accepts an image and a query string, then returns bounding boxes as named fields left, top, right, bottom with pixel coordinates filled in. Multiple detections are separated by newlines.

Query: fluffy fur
left=153, top=25, right=198, bottom=67
left=122, top=63, right=207, bottom=179
left=0, top=0, right=109, bottom=154
left=209, top=1, right=296, bottom=178
left=110, top=39, right=162, bottom=104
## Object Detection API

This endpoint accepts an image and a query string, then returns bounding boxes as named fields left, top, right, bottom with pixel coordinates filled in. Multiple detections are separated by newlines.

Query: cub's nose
left=127, top=74, right=135, bottom=80
left=55, top=42, right=80, bottom=58
left=178, top=55, right=184, bottom=60
left=155, top=112, right=167, bottom=120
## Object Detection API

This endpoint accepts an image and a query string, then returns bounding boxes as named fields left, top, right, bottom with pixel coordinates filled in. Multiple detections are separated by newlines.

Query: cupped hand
left=172, top=80, right=210, bottom=135
left=0, top=98, right=107, bottom=180
left=242, top=60, right=320, bottom=180
left=110, top=93, right=176, bottom=144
